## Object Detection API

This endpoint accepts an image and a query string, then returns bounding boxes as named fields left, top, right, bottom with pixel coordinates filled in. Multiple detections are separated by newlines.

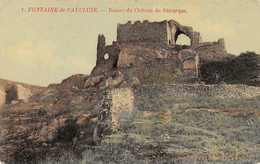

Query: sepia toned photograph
left=0, top=0, right=260, bottom=163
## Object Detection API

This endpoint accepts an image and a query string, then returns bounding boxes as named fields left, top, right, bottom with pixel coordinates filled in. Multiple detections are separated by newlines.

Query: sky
left=0, top=0, right=260, bottom=86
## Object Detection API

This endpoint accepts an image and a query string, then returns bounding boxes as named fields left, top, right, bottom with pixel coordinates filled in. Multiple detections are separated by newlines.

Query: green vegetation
left=136, top=93, right=260, bottom=112
left=200, top=51, right=260, bottom=86
left=140, top=66, right=178, bottom=84
left=112, top=93, right=260, bottom=163
left=33, top=92, right=260, bottom=164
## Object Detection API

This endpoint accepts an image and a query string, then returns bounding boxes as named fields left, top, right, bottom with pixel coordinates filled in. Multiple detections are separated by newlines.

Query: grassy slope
left=97, top=94, right=260, bottom=164
left=35, top=88, right=260, bottom=164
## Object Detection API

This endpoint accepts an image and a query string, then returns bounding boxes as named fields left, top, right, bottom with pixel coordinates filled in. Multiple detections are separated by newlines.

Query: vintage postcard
left=0, top=0, right=260, bottom=163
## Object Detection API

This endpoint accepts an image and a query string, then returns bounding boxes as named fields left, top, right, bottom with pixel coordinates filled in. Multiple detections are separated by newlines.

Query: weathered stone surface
left=35, top=115, right=78, bottom=143
left=178, top=49, right=197, bottom=61
left=129, top=77, right=140, bottom=86
left=116, top=51, right=132, bottom=68
left=178, top=49, right=199, bottom=77
left=0, top=89, right=6, bottom=107
left=91, top=20, right=227, bottom=81
left=5, top=85, right=18, bottom=104
left=36, top=88, right=58, bottom=103
left=60, top=74, right=88, bottom=92
left=17, top=84, right=32, bottom=100
left=0, top=84, right=6, bottom=106
left=183, top=59, right=197, bottom=70
left=91, top=39, right=120, bottom=76
left=47, top=83, right=60, bottom=89
left=93, top=88, right=134, bottom=142
left=195, top=38, right=227, bottom=61
left=106, top=70, right=124, bottom=88
left=117, top=20, right=195, bottom=46
left=84, top=75, right=103, bottom=88
left=5, top=84, right=31, bottom=104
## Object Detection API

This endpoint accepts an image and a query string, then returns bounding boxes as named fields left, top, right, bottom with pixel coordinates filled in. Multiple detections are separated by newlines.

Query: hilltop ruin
left=2, top=19, right=260, bottom=164
left=91, top=19, right=227, bottom=80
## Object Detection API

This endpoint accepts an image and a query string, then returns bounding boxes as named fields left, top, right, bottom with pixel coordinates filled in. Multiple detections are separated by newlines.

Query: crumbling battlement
left=195, top=38, right=227, bottom=61
left=117, top=20, right=202, bottom=46
left=91, top=35, right=121, bottom=75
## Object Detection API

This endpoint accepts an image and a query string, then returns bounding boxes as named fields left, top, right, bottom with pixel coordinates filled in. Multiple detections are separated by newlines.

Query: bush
left=200, top=51, right=260, bottom=86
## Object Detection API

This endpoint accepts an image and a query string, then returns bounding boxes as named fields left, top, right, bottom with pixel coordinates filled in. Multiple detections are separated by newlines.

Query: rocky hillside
left=0, top=72, right=136, bottom=163
left=0, top=72, right=260, bottom=163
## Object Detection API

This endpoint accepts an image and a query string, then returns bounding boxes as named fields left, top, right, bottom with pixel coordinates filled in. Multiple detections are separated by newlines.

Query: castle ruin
left=117, top=20, right=201, bottom=46
left=91, top=19, right=227, bottom=79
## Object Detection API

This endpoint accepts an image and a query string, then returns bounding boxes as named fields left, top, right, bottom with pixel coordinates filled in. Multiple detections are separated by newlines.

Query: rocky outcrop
left=105, top=70, right=124, bottom=88
left=84, top=75, right=104, bottom=88
left=85, top=70, right=139, bottom=90
left=129, top=77, right=140, bottom=86
left=59, top=74, right=89, bottom=92
left=0, top=85, right=101, bottom=163
left=5, top=84, right=32, bottom=104
left=0, top=90, right=6, bottom=107
left=0, top=79, right=46, bottom=106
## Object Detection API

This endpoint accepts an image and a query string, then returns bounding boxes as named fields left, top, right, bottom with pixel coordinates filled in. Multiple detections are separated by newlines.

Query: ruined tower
left=96, top=34, right=106, bottom=65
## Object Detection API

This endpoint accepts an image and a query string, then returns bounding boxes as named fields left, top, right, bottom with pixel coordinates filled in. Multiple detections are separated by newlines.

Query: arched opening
left=104, top=53, right=109, bottom=60
left=175, top=34, right=191, bottom=46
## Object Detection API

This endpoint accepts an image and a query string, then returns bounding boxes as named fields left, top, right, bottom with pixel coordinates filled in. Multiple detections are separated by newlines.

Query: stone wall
left=0, top=89, right=6, bottom=107
left=117, top=20, right=169, bottom=45
left=5, top=84, right=32, bottom=104
left=91, top=35, right=120, bottom=76
left=109, top=88, right=134, bottom=127
left=93, top=87, right=134, bottom=141
left=195, top=38, right=227, bottom=61
left=112, top=18, right=223, bottom=49
left=178, top=49, right=199, bottom=78
left=117, top=20, right=198, bottom=46
left=116, top=42, right=180, bottom=68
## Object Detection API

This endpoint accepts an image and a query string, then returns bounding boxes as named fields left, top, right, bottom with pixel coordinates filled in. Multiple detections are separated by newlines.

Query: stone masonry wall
left=195, top=38, right=227, bottom=61
left=91, top=35, right=120, bottom=76
left=117, top=20, right=198, bottom=46
left=109, top=88, right=134, bottom=127
left=94, top=87, right=134, bottom=141
left=117, top=20, right=169, bottom=44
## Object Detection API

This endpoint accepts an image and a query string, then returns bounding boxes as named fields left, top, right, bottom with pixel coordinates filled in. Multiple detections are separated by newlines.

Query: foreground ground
left=1, top=83, right=260, bottom=164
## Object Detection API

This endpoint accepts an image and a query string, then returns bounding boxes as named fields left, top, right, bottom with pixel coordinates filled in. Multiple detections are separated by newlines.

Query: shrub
left=200, top=51, right=260, bottom=86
